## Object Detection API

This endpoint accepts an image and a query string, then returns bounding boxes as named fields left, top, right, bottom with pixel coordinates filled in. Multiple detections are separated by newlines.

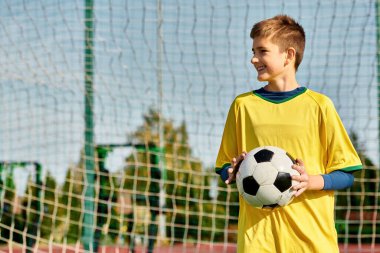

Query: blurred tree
left=40, top=172, right=58, bottom=239
left=54, top=107, right=233, bottom=247
left=0, top=172, right=16, bottom=243
left=59, top=165, right=83, bottom=243
left=124, top=108, right=218, bottom=243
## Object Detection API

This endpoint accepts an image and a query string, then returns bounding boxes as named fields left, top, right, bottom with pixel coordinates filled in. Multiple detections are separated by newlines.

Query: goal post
left=82, top=0, right=96, bottom=251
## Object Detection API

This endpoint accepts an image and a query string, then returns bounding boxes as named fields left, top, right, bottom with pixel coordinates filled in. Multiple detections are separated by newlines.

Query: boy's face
left=251, top=37, right=289, bottom=83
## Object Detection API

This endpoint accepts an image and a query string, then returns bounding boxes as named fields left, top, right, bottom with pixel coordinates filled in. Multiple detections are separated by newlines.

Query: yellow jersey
left=215, top=88, right=362, bottom=253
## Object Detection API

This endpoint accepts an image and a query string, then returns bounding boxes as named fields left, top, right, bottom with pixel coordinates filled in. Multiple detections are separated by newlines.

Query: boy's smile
left=256, top=65, right=266, bottom=72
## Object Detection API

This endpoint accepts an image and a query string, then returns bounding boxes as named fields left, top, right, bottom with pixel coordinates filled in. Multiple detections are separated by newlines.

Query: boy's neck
left=264, top=77, right=300, bottom=92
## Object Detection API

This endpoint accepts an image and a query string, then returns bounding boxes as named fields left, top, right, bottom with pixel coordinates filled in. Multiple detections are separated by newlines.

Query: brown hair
left=250, top=15, right=305, bottom=71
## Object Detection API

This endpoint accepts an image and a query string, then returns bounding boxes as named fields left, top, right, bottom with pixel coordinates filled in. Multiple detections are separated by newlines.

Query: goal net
left=0, top=0, right=378, bottom=252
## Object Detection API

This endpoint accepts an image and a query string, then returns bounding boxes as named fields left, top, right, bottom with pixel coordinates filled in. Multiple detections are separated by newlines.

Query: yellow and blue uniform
left=215, top=87, right=362, bottom=253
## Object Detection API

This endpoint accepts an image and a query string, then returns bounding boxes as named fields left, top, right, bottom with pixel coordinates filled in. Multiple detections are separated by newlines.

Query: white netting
left=0, top=1, right=378, bottom=252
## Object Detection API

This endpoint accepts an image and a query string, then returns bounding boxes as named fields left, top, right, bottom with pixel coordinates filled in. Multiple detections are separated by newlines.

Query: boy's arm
left=287, top=159, right=323, bottom=196
left=292, top=159, right=356, bottom=197
left=215, top=100, right=240, bottom=181
left=322, top=170, right=355, bottom=190
left=306, top=171, right=355, bottom=191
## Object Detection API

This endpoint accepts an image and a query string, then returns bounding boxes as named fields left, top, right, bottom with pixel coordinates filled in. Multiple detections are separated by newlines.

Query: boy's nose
left=251, top=56, right=258, bottom=64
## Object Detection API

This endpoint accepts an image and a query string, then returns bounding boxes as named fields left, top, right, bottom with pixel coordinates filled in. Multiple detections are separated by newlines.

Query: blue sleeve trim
left=322, top=170, right=355, bottom=190
left=220, top=167, right=230, bottom=182
left=216, top=163, right=232, bottom=182
left=215, top=163, right=231, bottom=173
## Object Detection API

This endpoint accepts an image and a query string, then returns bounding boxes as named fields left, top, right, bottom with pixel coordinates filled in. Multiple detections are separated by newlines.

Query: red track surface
left=0, top=243, right=379, bottom=253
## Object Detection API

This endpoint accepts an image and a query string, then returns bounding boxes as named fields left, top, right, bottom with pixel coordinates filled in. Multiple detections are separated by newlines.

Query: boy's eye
left=252, top=49, right=267, bottom=55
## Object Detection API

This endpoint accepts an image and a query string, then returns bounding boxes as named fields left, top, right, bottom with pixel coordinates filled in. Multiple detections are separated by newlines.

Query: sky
left=0, top=0, right=378, bottom=189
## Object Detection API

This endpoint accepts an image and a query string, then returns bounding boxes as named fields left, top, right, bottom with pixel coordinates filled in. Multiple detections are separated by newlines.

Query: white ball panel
left=236, top=175, right=244, bottom=194
left=257, top=185, right=282, bottom=205
left=242, top=192, right=263, bottom=208
left=270, top=154, right=293, bottom=173
left=252, top=162, right=278, bottom=185
left=238, top=154, right=257, bottom=179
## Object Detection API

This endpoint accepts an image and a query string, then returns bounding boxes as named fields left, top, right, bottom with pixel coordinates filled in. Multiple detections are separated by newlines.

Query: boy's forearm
left=307, top=175, right=325, bottom=191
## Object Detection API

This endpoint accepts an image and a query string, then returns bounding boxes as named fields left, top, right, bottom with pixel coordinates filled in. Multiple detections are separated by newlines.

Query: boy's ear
left=285, top=47, right=296, bottom=65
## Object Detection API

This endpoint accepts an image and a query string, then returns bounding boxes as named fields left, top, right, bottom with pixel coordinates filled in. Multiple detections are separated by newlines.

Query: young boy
left=215, top=15, right=362, bottom=253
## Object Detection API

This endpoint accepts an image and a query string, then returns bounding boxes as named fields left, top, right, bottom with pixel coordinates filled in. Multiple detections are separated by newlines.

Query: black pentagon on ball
left=273, top=172, right=292, bottom=192
left=242, top=176, right=260, bottom=195
left=254, top=149, right=274, bottom=163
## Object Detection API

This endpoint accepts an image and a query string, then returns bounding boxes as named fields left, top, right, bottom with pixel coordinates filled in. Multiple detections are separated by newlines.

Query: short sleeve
left=322, top=98, right=362, bottom=173
left=215, top=100, right=239, bottom=172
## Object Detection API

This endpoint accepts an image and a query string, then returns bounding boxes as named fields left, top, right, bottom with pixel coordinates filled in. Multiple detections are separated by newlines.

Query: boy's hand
left=226, top=151, right=247, bottom=184
left=291, top=158, right=309, bottom=197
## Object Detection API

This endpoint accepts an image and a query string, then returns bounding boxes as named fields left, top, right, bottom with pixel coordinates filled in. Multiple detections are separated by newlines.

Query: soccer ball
left=236, top=146, right=300, bottom=209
